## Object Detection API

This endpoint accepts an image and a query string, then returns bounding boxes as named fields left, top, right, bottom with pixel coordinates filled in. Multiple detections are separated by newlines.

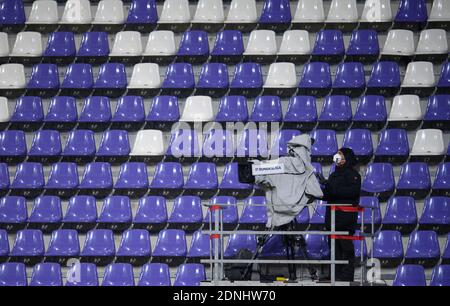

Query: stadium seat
left=325, top=0, right=358, bottom=32
left=224, top=0, right=258, bottom=32
left=9, top=31, right=42, bottom=64
left=428, top=0, right=450, bottom=30
left=374, top=129, right=409, bottom=163
left=310, top=129, right=338, bottom=163
left=250, top=95, right=282, bottom=123
left=394, top=0, right=428, bottom=31
left=346, top=30, right=380, bottom=63
left=176, top=30, right=209, bottom=64
left=196, top=63, right=229, bottom=98
left=366, top=61, right=401, bottom=97
left=109, top=31, right=143, bottom=64
left=145, top=95, right=180, bottom=131
left=191, top=0, right=224, bottom=32
left=187, top=231, right=215, bottom=262
left=66, top=263, right=99, bottom=286
left=383, top=196, right=418, bottom=234
left=161, top=63, right=195, bottom=98
left=114, top=162, right=149, bottom=198
left=91, top=0, right=125, bottom=33
left=62, top=195, right=97, bottom=233
left=318, top=95, right=352, bottom=131
left=311, top=30, right=345, bottom=63
left=0, top=130, right=26, bottom=164
left=81, top=229, right=115, bottom=266
left=400, top=62, right=436, bottom=97
left=26, top=64, right=59, bottom=98
left=102, top=263, right=134, bottom=286
left=259, top=234, right=288, bottom=259
left=158, top=0, right=191, bottom=32
left=62, top=130, right=96, bottom=163
left=111, top=96, right=145, bottom=131
left=432, top=163, right=450, bottom=196
left=11, top=162, right=44, bottom=198
left=78, top=162, right=113, bottom=198
left=219, top=162, right=253, bottom=199
left=277, top=30, right=311, bottom=64
left=332, top=62, right=366, bottom=97
left=43, top=31, right=76, bottom=65
left=168, top=196, right=203, bottom=231
left=283, top=95, right=317, bottom=131
left=148, top=162, right=184, bottom=199
left=292, top=0, right=325, bottom=31
left=78, top=96, right=111, bottom=131
left=210, top=30, right=244, bottom=64
left=360, top=0, right=393, bottom=31
left=184, top=162, right=218, bottom=199
left=152, top=229, right=187, bottom=266
left=0, top=33, right=9, bottom=64
left=410, top=129, right=446, bottom=163
left=45, top=229, right=80, bottom=264
left=362, top=163, right=395, bottom=200
left=342, top=129, right=373, bottom=164
left=93, top=63, right=127, bottom=98
left=236, top=128, right=269, bottom=160
left=415, top=29, right=448, bottom=63
left=297, top=62, right=331, bottom=97
left=142, top=30, right=176, bottom=64
left=270, top=129, right=302, bottom=158
left=436, top=62, right=450, bottom=94
left=124, top=0, right=158, bottom=32
left=10, top=229, right=45, bottom=265
left=0, top=229, right=9, bottom=262
left=76, top=32, right=110, bottom=64
left=0, top=0, right=25, bottom=33
left=0, top=262, right=27, bottom=286
left=373, top=230, right=404, bottom=267
left=443, top=234, right=450, bottom=264
left=239, top=196, right=268, bottom=231
left=419, top=196, right=450, bottom=234
left=201, top=129, right=235, bottom=163
left=127, top=63, right=161, bottom=98
left=215, top=95, right=248, bottom=125
left=300, top=234, right=330, bottom=260
left=430, top=265, right=450, bottom=286
left=243, top=30, right=277, bottom=64
left=27, top=196, right=62, bottom=233
left=96, top=130, right=130, bottom=164
left=44, top=162, right=79, bottom=198
left=358, top=196, right=382, bottom=232
left=258, top=0, right=291, bottom=32
left=393, top=265, right=426, bottom=286
left=381, top=29, right=415, bottom=63
left=263, top=63, right=297, bottom=97
left=404, top=230, right=440, bottom=267
left=133, top=196, right=168, bottom=232
left=293, top=207, right=310, bottom=231
left=60, top=64, right=94, bottom=98
left=116, top=229, right=152, bottom=266
left=0, top=97, right=8, bottom=131
left=224, top=232, right=257, bottom=258
left=0, top=196, right=27, bottom=232
left=0, top=163, right=9, bottom=196
left=9, top=96, right=44, bottom=131
left=29, top=263, right=62, bottom=286
left=0, top=63, right=26, bottom=98
left=59, top=0, right=92, bottom=33
left=180, top=96, right=214, bottom=124
left=138, top=263, right=171, bottom=286
left=174, top=263, right=205, bottom=286
left=130, top=130, right=164, bottom=163
left=396, top=163, right=431, bottom=199
left=387, top=95, right=422, bottom=130
left=165, top=128, right=201, bottom=163
left=229, top=62, right=263, bottom=98
left=204, top=196, right=239, bottom=231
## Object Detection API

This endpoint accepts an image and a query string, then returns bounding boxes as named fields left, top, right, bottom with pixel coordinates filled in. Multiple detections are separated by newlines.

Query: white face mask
left=333, top=153, right=342, bottom=164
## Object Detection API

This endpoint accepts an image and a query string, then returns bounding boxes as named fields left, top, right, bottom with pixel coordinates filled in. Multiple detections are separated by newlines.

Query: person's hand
left=315, top=172, right=327, bottom=185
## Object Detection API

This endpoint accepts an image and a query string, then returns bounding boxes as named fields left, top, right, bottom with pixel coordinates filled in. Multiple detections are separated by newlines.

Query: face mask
left=333, top=153, right=342, bottom=164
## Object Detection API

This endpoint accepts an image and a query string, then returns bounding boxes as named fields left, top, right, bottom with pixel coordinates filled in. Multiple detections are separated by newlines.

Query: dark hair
left=339, top=147, right=357, bottom=168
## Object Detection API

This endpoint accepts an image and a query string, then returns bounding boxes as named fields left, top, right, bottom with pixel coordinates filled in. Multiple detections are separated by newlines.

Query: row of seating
left=1, top=194, right=448, bottom=234
left=2, top=28, right=448, bottom=66
left=393, top=264, right=449, bottom=286
left=1, top=228, right=449, bottom=267
left=1, top=60, right=450, bottom=99
left=0, top=262, right=205, bottom=286
left=1, top=0, right=449, bottom=34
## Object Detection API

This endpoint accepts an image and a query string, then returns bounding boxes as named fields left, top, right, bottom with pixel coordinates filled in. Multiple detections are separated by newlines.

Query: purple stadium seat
left=394, top=0, right=428, bottom=31
left=187, top=231, right=215, bottom=262
left=116, top=229, right=152, bottom=266
left=201, top=129, right=235, bottom=163
left=0, top=229, right=9, bottom=262
left=236, top=128, right=269, bottom=160
left=210, top=30, right=244, bottom=64
left=239, top=196, right=268, bottom=231
left=358, top=196, right=382, bottom=232
left=404, top=230, right=440, bottom=267
left=168, top=196, right=203, bottom=231
left=78, top=96, right=111, bottom=131
left=436, top=62, right=450, bottom=94
left=45, top=229, right=80, bottom=264
left=145, top=95, right=180, bottom=131
left=102, top=263, right=135, bottom=286
left=26, top=64, right=60, bottom=98
left=362, top=163, right=395, bottom=200
left=174, top=263, right=205, bottom=286
left=224, top=232, right=257, bottom=258
left=297, top=234, right=330, bottom=260
left=114, top=162, right=149, bottom=198
left=0, top=196, right=27, bottom=232
left=81, top=229, right=115, bottom=266
left=43, top=96, right=77, bottom=131
left=229, top=62, right=263, bottom=98
left=79, top=162, right=113, bottom=198
left=29, top=263, right=62, bottom=286
left=184, top=162, right=218, bottom=199
left=28, top=130, right=62, bottom=164
left=423, top=95, right=450, bottom=130
left=310, top=129, right=338, bottom=162
left=96, top=130, right=131, bottom=164
left=346, top=29, right=380, bottom=63
left=311, top=30, right=345, bottom=63
left=27, top=196, right=62, bottom=233
left=0, top=0, right=25, bottom=33
left=66, top=263, right=99, bottom=286
left=270, top=129, right=302, bottom=158
left=177, top=30, right=209, bottom=64
left=10, top=229, right=45, bottom=265
left=204, top=196, right=239, bottom=230
left=196, top=63, right=229, bottom=98
left=374, top=129, right=409, bottom=163
left=297, top=62, right=331, bottom=97
left=62, top=130, right=96, bottom=163
left=45, top=162, right=79, bottom=198
left=366, top=61, right=401, bottom=97
left=283, top=95, right=317, bottom=131
left=110, top=96, right=145, bottom=131
left=10, top=162, right=44, bottom=198
left=62, top=195, right=98, bottom=233
left=0, top=163, right=8, bottom=197
left=152, top=229, right=187, bottom=266
left=60, top=64, right=94, bottom=98
left=219, top=163, right=253, bottom=199
left=165, top=128, right=201, bottom=163
left=332, top=62, right=366, bottom=97
left=383, top=196, right=418, bottom=234
left=419, top=196, right=450, bottom=234
left=76, top=32, right=110, bottom=65
left=97, top=196, right=132, bottom=232
left=432, top=163, right=450, bottom=196
left=430, top=265, right=450, bottom=286
left=10, top=96, right=44, bottom=131
left=260, top=235, right=287, bottom=259
left=125, top=0, right=158, bottom=32
left=250, top=95, right=283, bottom=123
left=138, top=263, right=171, bottom=286
left=342, top=129, right=373, bottom=164
left=133, top=196, right=167, bottom=232
left=43, top=32, right=76, bottom=65
left=0, top=130, right=26, bottom=164
left=258, top=0, right=292, bottom=32
left=393, top=265, right=426, bottom=286
left=148, top=162, right=184, bottom=199
left=318, top=95, right=352, bottom=130
left=215, top=95, right=248, bottom=124
left=373, top=230, right=404, bottom=267
left=396, top=163, right=431, bottom=199
left=0, top=263, right=27, bottom=286
left=161, top=63, right=195, bottom=98
left=353, top=95, right=387, bottom=131
left=93, top=63, right=127, bottom=98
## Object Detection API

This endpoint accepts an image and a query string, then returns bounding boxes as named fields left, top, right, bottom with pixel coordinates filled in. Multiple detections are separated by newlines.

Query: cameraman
left=316, top=148, right=361, bottom=282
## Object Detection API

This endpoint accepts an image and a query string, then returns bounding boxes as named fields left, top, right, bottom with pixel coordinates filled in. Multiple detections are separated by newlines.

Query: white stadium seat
left=0, top=96, right=9, bottom=130
left=9, top=32, right=43, bottom=64
left=192, top=0, right=224, bottom=32
left=263, top=62, right=298, bottom=97
left=127, top=63, right=161, bottom=97
left=277, top=30, right=311, bottom=63
left=59, top=0, right=93, bottom=33
left=360, top=0, right=392, bottom=31
left=410, top=129, right=446, bottom=162
left=292, top=0, right=325, bottom=32
left=180, top=96, right=214, bottom=123
left=381, top=29, right=415, bottom=62
left=225, top=0, right=258, bottom=32
left=130, top=129, right=165, bottom=162
left=326, top=0, right=358, bottom=32
left=26, top=0, right=59, bottom=32
left=158, top=0, right=191, bottom=32
left=109, top=31, right=143, bottom=64
left=143, top=30, right=177, bottom=64
left=92, top=0, right=125, bottom=32
left=0, top=64, right=26, bottom=98
left=415, top=29, right=448, bottom=62
left=0, top=33, right=9, bottom=64
left=388, top=95, right=422, bottom=130
left=401, top=62, right=436, bottom=97
left=428, top=0, right=450, bottom=30
left=243, top=30, right=277, bottom=63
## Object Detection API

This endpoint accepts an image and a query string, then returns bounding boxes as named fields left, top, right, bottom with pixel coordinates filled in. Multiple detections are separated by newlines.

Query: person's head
left=333, top=147, right=356, bottom=168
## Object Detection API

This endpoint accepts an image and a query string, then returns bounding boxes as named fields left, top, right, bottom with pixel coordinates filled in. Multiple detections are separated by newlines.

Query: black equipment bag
left=224, top=248, right=254, bottom=281
left=237, top=162, right=255, bottom=184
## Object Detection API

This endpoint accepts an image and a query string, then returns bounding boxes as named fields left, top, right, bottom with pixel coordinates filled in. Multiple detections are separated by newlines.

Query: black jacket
left=322, top=166, right=361, bottom=206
